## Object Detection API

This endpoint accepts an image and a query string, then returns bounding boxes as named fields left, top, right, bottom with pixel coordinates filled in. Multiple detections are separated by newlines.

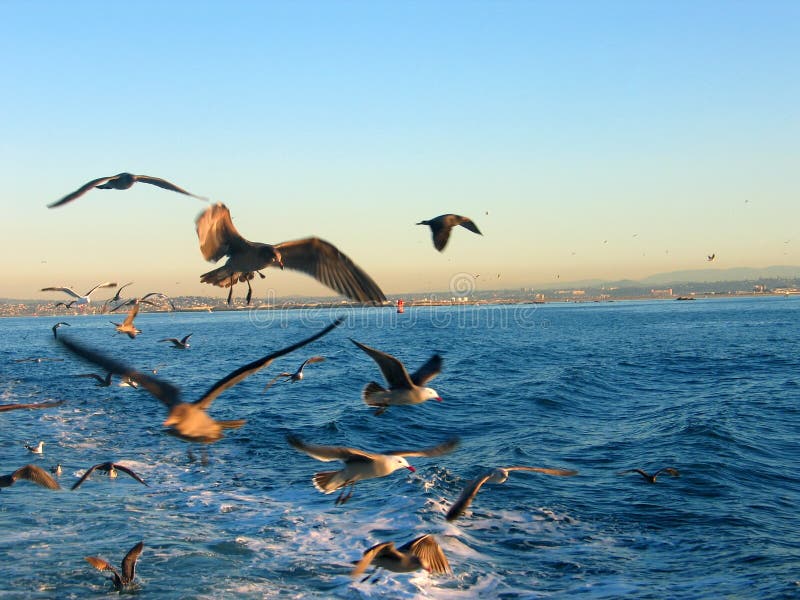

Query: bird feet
left=335, top=484, right=356, bottom=505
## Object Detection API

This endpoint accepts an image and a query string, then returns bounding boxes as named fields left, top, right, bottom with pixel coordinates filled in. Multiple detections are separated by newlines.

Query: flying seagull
left=351, top=534, right=451, bottom=582
left=618, top=467, right=680, bottom=484
left=0, top=464, right=60, bottom=491
left=52, top=322, right=70, bottom=339
left=41, top=282, right=117, bottom=306
left=85, top=541, right=144, bottom=591
left=105, top=282, right=135, bottom=305
left=0, top=400, right=64, bottom=413
left=13, top=357, right=64, bottom=363
left=75, top=372, right=113, bottom=387
left=351, top=339, right=442, bottom=415
left=57, top=319, right=344, bottom=443
left=287, top=435, right=459, bottom=504
left=195, top=203, right=387, bottom=305
left=48, top=171, right=207, bottom=208
left=110, top=300, right=141, bottom=338
left=54, top=300, right=79, bottom=309
left=446, top=466, right=578, bottom=522
left=707, top=253, right=716, bottom=262
left=71, top=462, right=148, bottom=490
left=25, top=441, right=44, bottom=454
left=158, top=334, right=192, bottom=349
left=263, top=356, right=325, bottom=390
left=416, top=214, right=482, bottom=252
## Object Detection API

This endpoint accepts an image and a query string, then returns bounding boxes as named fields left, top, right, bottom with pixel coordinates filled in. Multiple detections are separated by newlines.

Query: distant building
left=650, top=288, right=673, bottom=296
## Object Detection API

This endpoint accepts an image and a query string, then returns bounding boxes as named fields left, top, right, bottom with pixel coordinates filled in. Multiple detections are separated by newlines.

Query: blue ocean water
left=1, top=297, right=798, bottom=598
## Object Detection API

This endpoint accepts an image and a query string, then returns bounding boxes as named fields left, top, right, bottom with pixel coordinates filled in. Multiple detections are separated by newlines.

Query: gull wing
left=410, top=354, right=443, bottom=386
left=121, top=541, right=144, bottom=583
left=41, top=286, right=82, bottom=299
left=457, top=216, right=482, bottom=235
left=386, top=437, right=459, bottom=458
left=403, top=534, right=451, bottom=574
left=618, top=469, right=649, bottom=479
left=286, top=435, right=377, bottom=463
left=653, top=467, right=680, bottom=478
left=110, top=463, right=149, bottom=486
left=300, top=355, right=325, bottom=369
left=135, top=174, right=206, bottom=199
left=195, top=203, right=250, bottom=262
left=445, top=471, right=494, bottom=521
left=0, top=400, right=65, bottom=413
left=504, top=466, right=578, bottom=476
left=48, top=175, right=116, bottom=208
left=84, top=282, right=117, bottom=296
left=121, top=301, right=140, bottom=327
left=350, top=542, right=397, bottom=578
left=180, top=334, right=193, bottom=345
left=13, top=464, right=61, bottom=490
left=75, top=373, right=107, bottom=384
left=193, top=318, right=344, bottom=410
left=430, top=220, right=453, bottom=252
left=71, top=463, right=103, bottom=490
left=140, top=292, right=176, bottom=310
left=351, top=339, right=413, bottom=389
left=57, top=336, right=182, bottom=408
left=275, top=237, right=386, bottom=303
left=263, top=373, right=290, bottom=391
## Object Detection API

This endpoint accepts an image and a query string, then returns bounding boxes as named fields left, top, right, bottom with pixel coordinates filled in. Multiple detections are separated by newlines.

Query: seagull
left=158, top=334, right=192, bottom=349
left=85, top=541, right=144, bottom=591
left=107, top=297, right=158, bottom=313
left=25, top=441, right=44, bottom=454
left=416, top=214, right=482, bottom=252
left=0, top=400, right=64, bottom=413
left=52, top=322, right=70, bottom=338
left=707, top=253, right=716, bottom=262
left=41, top=282, right=117, bottom=306
left=105, top=282, right=135, bottom=305
left=51, top=464, right=63, bottom=476
left=263, top=356, right=325, bottom=390
left=446, top=466, right=578, bottom=522
left=110, top=300, right=141, bottom=339
left=75, top=372, right=113, bottom=387
left=54, top=300, right=79, bottom=309
left=0, top=464, right=60, bottom=491
left=195, top=203, right=386, bottom=305
left=71, top=462, right=148, bottom=490
left=48, top=171, right=207, bottom=208
left=351, top=534, right=451, bottom=582
left=13, top=357, right=64, bottom=363
left=618, top=467, right=680, bottom=483
left=287, top=435, right=459, bottom=504
left=57, top=319, right=344, bottom=443
left=350, top=339, right=442, bottom=415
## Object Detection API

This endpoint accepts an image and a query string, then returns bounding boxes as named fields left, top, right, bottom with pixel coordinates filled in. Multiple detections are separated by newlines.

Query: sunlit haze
left=2, top=2, right=797, bottom=301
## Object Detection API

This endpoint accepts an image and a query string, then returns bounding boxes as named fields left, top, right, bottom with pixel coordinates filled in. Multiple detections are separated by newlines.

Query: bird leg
left=246, top=279, right=253, bottom=304
left=226, top=285, right=234, bottom=305
left=257, top=270, right=266, bottom=279
left=336, top=482, right=356, bottom=505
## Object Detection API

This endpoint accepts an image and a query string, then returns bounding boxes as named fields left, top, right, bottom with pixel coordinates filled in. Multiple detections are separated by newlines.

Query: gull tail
left=362, top=381, right=387, bottom=406
left=200, top=265, right=241, bottom=287
left=312, top=471, right=345, bottom=493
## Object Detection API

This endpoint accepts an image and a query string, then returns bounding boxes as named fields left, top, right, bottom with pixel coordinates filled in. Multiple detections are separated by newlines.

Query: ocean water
left=1, top=297, right=798, bottom=599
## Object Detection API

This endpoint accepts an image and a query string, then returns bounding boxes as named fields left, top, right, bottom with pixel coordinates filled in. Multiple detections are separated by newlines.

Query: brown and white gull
left=416, top=214, right=482, bottom=252
left=25, top=441, right=44, bottom=454
left=195, top=203, right=387, bottom=305
left=263, top=356, right=324, bottom=390
left=85, top=541, right=144, bottom=591
left=351, top=534, right=451, bottom=582
left=446, top=466, right=578, bottom=522
left=110, top=300, right=141, bottom=339
left=49, top=171, right=207, bottom=208
left=41, top=282, right=117, bottom=306
left=351, top=339, right=442, bottom=415
left=71, top=462, right=148, bottom=490
left=618, top=467, right=680, bottom=483
left=0, top=464, right=60, bottom=491
left=287, top=435, right=459, bottom=504
left=57, top=319, right=343, bottom=443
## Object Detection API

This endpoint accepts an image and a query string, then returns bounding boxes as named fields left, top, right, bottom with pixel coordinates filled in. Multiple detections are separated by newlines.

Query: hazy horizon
left=2, top=2, right=798, bottom=301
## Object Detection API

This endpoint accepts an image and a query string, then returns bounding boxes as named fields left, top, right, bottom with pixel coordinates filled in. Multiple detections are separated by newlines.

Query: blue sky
left=2, top=1, right=798, bottom=300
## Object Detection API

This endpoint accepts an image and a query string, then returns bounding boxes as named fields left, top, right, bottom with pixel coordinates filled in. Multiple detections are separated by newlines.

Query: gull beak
left=406, top=466, right=416, bottom=473
left=435, top=396, right=443, bottom=402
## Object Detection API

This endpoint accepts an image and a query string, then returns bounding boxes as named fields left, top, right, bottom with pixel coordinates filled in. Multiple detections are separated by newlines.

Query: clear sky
left=1, top=1, right=798, bottom=301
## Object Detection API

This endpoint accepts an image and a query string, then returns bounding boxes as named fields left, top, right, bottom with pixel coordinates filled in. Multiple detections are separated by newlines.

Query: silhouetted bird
left=84, top=541, right=144, bottom=591
left=416, top=214, right=482, bottom=251
left=49, top=171, right=206, bottom=208
left=195, top=203, right=386, bottom=305
left=71, top=462, right=148, bottom=490
left=618, top=467, right=680, bottom=483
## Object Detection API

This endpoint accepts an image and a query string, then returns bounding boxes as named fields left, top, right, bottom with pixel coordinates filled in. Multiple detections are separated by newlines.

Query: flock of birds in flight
left=4, top=172, right=680, bottom=591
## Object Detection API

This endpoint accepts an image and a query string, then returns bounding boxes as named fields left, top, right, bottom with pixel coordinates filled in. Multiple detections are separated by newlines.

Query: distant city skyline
left=2, top=2, right=798, bottom=300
